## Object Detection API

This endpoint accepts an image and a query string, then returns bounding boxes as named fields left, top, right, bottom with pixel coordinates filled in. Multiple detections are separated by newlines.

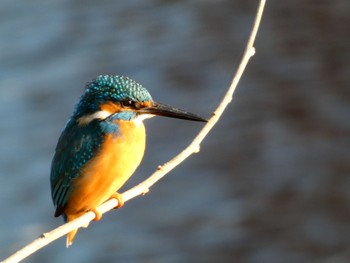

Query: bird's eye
left=121, top=100, right=143, bottom=109
left=121, top=100, right=133, bottom=107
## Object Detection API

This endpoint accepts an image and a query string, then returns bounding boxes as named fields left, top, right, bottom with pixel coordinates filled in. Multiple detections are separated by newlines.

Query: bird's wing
left=50, top=120, right=104, bottom=218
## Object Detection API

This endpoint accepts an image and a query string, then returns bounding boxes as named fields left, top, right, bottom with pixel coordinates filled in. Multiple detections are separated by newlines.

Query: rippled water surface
left=1, top=1, right=350, bottom=262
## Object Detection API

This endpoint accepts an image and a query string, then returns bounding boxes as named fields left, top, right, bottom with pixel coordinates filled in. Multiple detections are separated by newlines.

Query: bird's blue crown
left=74, top=75, right=153, bottom=117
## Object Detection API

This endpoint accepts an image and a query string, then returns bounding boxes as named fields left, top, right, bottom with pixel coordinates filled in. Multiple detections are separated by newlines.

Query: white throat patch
left=78, top=111, right=154, bottom=127
left=133, top=114, right=154, bottom=127
left=77, top=110, right=111, bottom=125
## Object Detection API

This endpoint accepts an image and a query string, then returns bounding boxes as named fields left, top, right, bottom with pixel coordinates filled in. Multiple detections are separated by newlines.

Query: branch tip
left=142, top=189, right=150, bottom=195
left=249, top=47, right=256, bottom=57
left=193, top=145, right=200, bottom=153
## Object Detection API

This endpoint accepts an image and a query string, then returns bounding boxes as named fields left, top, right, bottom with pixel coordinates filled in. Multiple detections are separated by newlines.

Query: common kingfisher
left=50, top=75, right=206, bottom=247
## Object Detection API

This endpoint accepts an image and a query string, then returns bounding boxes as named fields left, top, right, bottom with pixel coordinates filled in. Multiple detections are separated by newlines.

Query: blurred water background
left=1, top=0, right=350, bottom=262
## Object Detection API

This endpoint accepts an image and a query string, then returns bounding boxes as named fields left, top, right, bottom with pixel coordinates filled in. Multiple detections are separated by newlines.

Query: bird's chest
left=94, top=121, right=146, bottom=183
left=68, top=121, right=146, bottom=212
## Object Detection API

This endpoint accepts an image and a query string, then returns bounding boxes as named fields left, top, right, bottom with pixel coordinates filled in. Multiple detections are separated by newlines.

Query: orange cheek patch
left=100, top=101, right=122, bottom=114
left=141, top=101, right=153, bottom=107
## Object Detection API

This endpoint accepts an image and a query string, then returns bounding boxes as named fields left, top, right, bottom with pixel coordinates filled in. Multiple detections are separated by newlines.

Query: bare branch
left=1, top=1, right=266, bottom=262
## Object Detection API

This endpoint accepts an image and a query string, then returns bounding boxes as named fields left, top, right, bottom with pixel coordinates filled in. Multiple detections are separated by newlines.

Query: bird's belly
left=65, top=121, right=146, bottom=216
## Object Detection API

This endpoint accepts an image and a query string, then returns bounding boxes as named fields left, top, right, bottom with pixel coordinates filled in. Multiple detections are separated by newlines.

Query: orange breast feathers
left=64, top=120, right=146, bottom=218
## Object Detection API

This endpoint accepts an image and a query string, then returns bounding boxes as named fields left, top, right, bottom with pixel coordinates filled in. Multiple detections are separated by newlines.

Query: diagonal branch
left=1, top=1, right=266, bottom=262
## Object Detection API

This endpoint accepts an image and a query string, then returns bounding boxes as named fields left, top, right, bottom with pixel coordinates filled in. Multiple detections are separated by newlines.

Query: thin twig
left=2, top=1, right=266, bottom=262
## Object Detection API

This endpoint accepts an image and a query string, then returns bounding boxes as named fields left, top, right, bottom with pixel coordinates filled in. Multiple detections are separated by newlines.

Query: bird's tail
left=65, top=213, right=84, bottom=248
left=66, top=228, right=79, bottom=248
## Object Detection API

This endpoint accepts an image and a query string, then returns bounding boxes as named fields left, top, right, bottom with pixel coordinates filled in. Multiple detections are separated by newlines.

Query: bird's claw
left=91, top=208, right=102, bottom=221
left=110, top=193, right=124, bottom=209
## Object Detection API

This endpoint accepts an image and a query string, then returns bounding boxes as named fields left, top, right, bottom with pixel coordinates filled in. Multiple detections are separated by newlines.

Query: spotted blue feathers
left=74, top=75, right=153, bottom=117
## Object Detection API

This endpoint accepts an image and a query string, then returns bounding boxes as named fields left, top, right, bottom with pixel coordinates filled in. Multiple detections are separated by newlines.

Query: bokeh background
left=1, top=0, right=350, bottom=262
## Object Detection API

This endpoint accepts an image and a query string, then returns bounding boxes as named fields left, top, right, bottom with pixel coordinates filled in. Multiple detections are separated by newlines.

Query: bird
left=50, top=75, right=207, bottom=247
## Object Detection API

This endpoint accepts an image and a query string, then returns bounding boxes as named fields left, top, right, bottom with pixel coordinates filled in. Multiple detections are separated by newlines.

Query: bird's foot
left=110, top=193, right=124, bottom=209
left=91, top=208, right=102, bottom=221
left=90, top=193, right=123, bottom=220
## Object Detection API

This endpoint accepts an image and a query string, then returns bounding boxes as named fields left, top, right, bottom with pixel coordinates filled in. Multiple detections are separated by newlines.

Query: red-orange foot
left=110, top=193, right=124, bottom=209
left=91, top=208, right=102, bottom=221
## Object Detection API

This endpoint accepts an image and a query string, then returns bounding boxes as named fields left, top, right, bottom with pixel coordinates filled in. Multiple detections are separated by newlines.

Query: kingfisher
left=50, top=75, right=206, bottom=247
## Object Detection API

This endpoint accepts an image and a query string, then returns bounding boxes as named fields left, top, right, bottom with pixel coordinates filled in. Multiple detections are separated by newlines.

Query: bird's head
left=74, top=75, right=207, bottom=125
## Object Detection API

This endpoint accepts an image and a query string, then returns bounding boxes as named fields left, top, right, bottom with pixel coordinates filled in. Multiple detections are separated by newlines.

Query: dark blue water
left=1, top=1, right=350, bottom=262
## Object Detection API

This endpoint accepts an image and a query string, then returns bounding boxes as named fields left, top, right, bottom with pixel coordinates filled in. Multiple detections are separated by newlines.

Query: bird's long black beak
left=139, top=102, right=207, bottom=122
